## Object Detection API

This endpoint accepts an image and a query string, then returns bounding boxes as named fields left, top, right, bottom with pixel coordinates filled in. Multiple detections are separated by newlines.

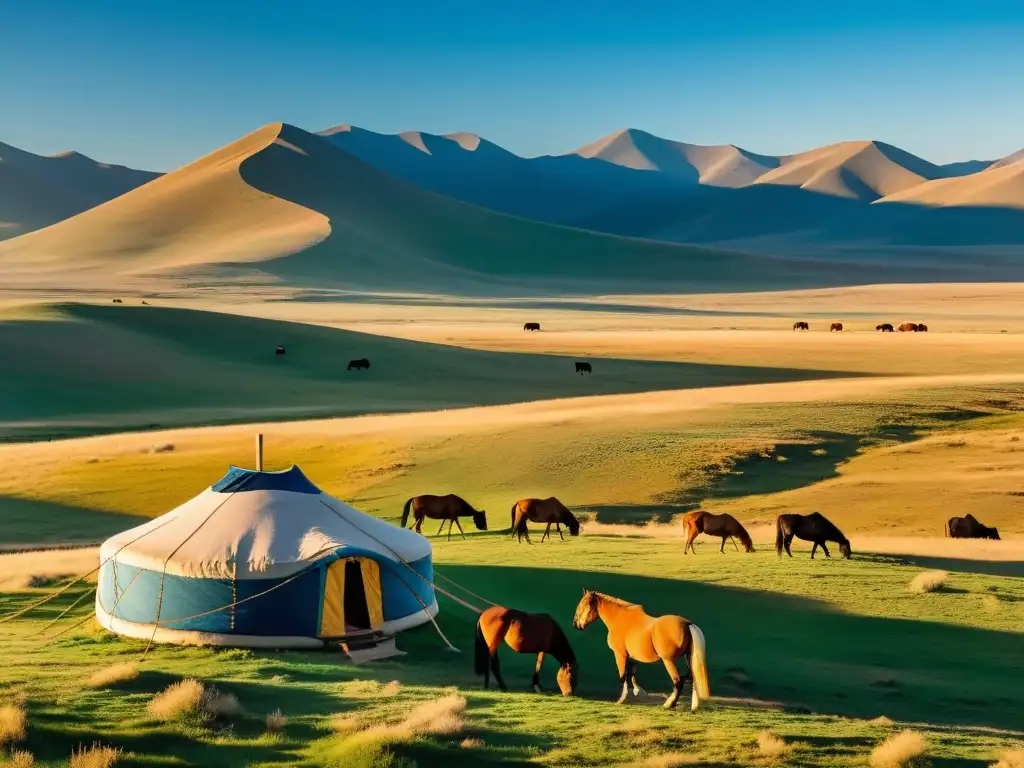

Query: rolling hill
left=878, top=157, right=1024, bottom=210
left=8, top=121, right=1011, bottom=295
left=0, top=140, right=159, bottom=240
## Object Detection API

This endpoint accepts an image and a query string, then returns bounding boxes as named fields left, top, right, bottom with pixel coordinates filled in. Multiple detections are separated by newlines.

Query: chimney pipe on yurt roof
left=256, top=433, right=264, bottom=471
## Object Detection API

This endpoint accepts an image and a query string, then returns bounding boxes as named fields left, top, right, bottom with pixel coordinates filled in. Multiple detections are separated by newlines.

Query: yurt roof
left=99, top=466, right=431, bottom=580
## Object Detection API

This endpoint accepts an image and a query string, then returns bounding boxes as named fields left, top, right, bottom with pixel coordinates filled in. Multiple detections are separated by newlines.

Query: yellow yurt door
left=320, top=558, right=385, bottom=637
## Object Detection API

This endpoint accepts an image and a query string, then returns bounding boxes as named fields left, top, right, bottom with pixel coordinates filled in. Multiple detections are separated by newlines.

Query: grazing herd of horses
left=794, top=321, right=928, bottom=332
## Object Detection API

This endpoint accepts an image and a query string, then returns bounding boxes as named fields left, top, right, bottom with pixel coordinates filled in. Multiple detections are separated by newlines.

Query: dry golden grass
left=327, top=713, right=363, bottom=736
left=0, top=548, right=98, bottom=591
left=871, top=730, right=930, bottom=768
left=0, top=703, right=27, bottom=749
left=5, top=750, right=34, bottom=767
left=398, top=693, right=466, bottom=736
left=381, top=681, right=402, bottom=697
left=265, top=709, right=286, bottom=734
left=909, top=570, right=948, bottom=594
left=327, top=692, right=468, bottom=756
left=147, top=679, right=240, bottom=725
left=630, top=753, right=699, bottom=768
left=86, top=663, right=138, bottom=689
left=870, top=716, right=895, bottom=727
left=68, top=743, right=122, bottom=768
left=757, top=730, right=793, bottom=760
left=459, top=738, right=483, bottom=749
left=990, top=749, right=1024, bottom=768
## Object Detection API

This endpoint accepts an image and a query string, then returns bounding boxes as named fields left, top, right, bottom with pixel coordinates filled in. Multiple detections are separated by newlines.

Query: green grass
left=1, top=537, right=1021, bottom=767
left=0, top=303, right=844, bottom=442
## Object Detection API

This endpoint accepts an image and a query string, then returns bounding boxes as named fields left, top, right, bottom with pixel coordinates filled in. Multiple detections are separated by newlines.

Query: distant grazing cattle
left=347, top=358, right=371, bottom=371
left=947, top=513, right=1000, bottom=540
left=793, top=321, right=810, bottom=331
left=917, top=323, right=929, bottom=332
left=275, top=345, right=286, bottom=356
left=899, top=322, right=920, bottom=332
left=112, top=298, right=122, bottom=304
left=523, top=322, right=541, bottom=332
left=876, top=323, right=895, bottom=332
left=830, top=322, right=844, bottom=332
left=575, top=362, right=592, bottom=375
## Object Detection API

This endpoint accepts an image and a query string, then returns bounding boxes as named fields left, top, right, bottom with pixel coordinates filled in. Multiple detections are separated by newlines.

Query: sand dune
left=570, top=128, right=779, bottom=187
left=990, top=148, right=1024, bottom=170
left=878, top=157, right=1024, bottom=209
left=0, top=140, right=158, bottom=240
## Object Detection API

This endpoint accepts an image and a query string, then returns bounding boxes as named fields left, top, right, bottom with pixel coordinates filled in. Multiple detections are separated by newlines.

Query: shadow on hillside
left=0, top=496, right=144, bottom=547
left=884, top=553, right=1024, bottom=579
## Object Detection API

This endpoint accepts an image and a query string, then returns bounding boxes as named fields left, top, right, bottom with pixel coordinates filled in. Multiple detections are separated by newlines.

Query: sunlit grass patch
left=908, top=571, right=948, bottom=594
left=871, top=730, right=930, bottom=768
left=86, top=662, right=138, bottom=689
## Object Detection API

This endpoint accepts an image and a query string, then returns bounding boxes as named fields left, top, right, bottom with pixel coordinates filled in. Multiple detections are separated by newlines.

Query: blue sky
left=2, top=0, right=1022, bottom=171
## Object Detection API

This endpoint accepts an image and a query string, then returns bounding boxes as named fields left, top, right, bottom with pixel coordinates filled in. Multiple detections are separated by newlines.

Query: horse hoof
left=633, top=687, right=647, bottom=698
left=533, top=684, right=542, bottom=694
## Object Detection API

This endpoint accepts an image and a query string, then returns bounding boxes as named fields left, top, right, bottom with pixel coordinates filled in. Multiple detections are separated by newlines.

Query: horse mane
left=594, top=592, right=637, bottom=609
left=808, top=512, right=848, bottom=543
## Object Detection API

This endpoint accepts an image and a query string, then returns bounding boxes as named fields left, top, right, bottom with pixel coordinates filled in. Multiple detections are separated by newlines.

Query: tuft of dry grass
left=870, top=715, right=895, bottom=727
left=68, top=743, right=122, bottom=768
left=399, top=693, right=466, bottom=736
left=811, top=448, right=829, bottom=457
left=381, top=680, right=402, bottom=697
left=990, top=749, right=1024, bottom=768
left=870, top=730, right=930, bottom=768
left=87, top=663, right=138, bottom=689
left=630, top=754, right=699, bottom=768
left=459, top=738, right=483, bottom=749
left=757, top=730, right=793, bottom=760
left=6, top=750, right=35, bottom=767
left=147, top=679, right=241, bottom=726
left=909, top=570, right=948, bottom=594
left=265, top=709, right=286, bottom=734
left=0, top=703, right=27, bottom=749
left=326, top=692, right=468, bottom=756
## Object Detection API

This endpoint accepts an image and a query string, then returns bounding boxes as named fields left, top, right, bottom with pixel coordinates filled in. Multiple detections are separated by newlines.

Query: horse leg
left=810, top=541, right=818, bottom=559
left=436, top=519, right=447, bottom=536
left=720, top=536, right=726, bottom=554
left=684, top=531, right=696, bottom=555
left=557, top=523, right=564, bottom=541
left=614, top=650, right=630, bottom=704
left=414, top=515, right=423, bottom=535
left=490, top=654, right=508, bottom=692
left=629, top=659, right=646, bottom=698
left=784, top=534, right=794, bottom=557
left=820, top=541, right=831, bottom=559
left=661, top=656, right=686, bottom=710
left=730, top=536, right=740, bottom=552
left=541, top=522, right=551, bottom=543
left=532, top=652, right=545, bottom=693
left=454, top=518, right=466, bottom=540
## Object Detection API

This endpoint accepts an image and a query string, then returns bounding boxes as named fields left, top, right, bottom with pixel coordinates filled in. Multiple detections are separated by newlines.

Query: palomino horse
left=572, top=590, right=710, bottom=711
left=681, top=511, right=754, bottom=554
left=775, top=512, right=851, bottom=559
left=511, top=498, right=580, bottom=543
left=401, top=494, right=487, bottom=540
left=475, top=605, right=577, bottom=695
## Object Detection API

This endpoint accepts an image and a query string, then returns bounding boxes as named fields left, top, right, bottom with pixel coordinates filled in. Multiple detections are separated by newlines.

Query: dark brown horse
left=947, top=513, right=1000, bottom=540
left=524, top=322, right=541, bottom=331
left=575, top=362, right=592, bottom=374
left=917, top=323, right=929, bottom=332
left=401, top=494, right=487, bottom=540
left=793, top=321, right=809, bottom=331
left=573, top=590, right=710, bottom=711
left=347, top=358, right=370, bottom=371
left=876, top=323, right=894, bottom=332
left=511, top=498, right=580, bottom=543
left=776, top=512, right=851, bottom=559
left=275, top=345, right=286, bottom=356
left=681, top=511, right=754, bottom=554
left=475, top=605, right=577, bottom=695
left=830, top=322, right=844, bottom=332
left=899, top=322, right=920, bottom=332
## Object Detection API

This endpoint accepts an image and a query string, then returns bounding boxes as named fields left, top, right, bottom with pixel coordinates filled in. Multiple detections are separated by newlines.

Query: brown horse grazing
left=401, top=494, right=487, bottom=540
left=899, top=322, right=920, bottom=332
left=830, top=322, right=844, bottom=332
left=511, top=498, right=580, bottom=543
left=475, top=605, right=577, bottom=695
left=793, top=321, right=809, bottom=331
left=573, top=590, right=710, bottom=711
left=946, top=513, right=1000, bottom=540
left=876, top=323, right=895, bottom=332
left=776, top=512, right=851, bottom=559
left=917, top=323, right=929, bottom=332
left=681, top=511, right=754, bottom=554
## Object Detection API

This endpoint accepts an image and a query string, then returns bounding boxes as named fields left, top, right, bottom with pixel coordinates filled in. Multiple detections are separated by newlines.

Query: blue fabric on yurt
left=211, top=465, right=320, bottom=494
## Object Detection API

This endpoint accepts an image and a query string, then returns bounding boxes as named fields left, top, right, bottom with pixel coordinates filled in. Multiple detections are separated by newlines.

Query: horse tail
left=775, top=515, right=786, bottom=556
left=687, top=623, right=710, bottom=712
left=474, top=620, right=489, bottom=675
left=510, top=502, right=519, bottom=532
left=400, top=498, right=414, bottom=528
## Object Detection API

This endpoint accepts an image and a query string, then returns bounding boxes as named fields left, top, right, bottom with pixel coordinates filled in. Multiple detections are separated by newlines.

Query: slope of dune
left=570, top=128, right=779, bottom=187
left=877, top=158, right=1024, bottom=209
left=990, top=148, right=1024, bottom=170
left=0, top=140, right=159, bottom=239
left=751, top=140, right=944, bottom=201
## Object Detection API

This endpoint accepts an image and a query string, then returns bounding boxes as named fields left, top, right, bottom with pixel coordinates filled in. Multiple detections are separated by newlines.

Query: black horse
left=524, top=322, right=541, bottom=331
left=947, top=513, right=1000, bottom=540
left=575, top=362, right=592, bottom=375
left=347, top=358, right=371, bottom=371
left=776, top=512, right=851, bottom=559
left=275, top=345, right=286, bottom=356
left=793, top=321, right=809, bottom=331
left=876, top=323, right=895, bottom=332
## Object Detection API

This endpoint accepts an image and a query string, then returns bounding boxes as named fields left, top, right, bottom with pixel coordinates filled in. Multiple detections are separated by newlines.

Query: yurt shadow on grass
left=96, top=464, right=437, bottom=656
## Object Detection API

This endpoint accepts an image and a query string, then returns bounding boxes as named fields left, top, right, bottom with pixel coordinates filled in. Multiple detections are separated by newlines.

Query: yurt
left=95, top=465, right=436, bottom=647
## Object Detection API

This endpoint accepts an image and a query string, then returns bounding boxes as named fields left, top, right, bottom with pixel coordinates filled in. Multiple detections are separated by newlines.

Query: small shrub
left=265, top=709, right=287, bottom=734
left=459, top=738, right=483, bottom=749
left=148, top=679, right=240, bottom=726
left=69, top=743, right=122, bottom=768
left=870, top=715, right=895, bottom=727
left=0, top=703, right=27, bottom=748
left=909, top=571, right=948, bottom=594
left=757, top=730, right=793, bottom=760
left=870, top=730, right=930, bottom=768
left=991, top=748, right=1024, bottom=768
left=6, top=750, right=34, bottom=767
left=401, top=693, right=466, bottom=736
left=87, top=663, right=138, bottom=689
